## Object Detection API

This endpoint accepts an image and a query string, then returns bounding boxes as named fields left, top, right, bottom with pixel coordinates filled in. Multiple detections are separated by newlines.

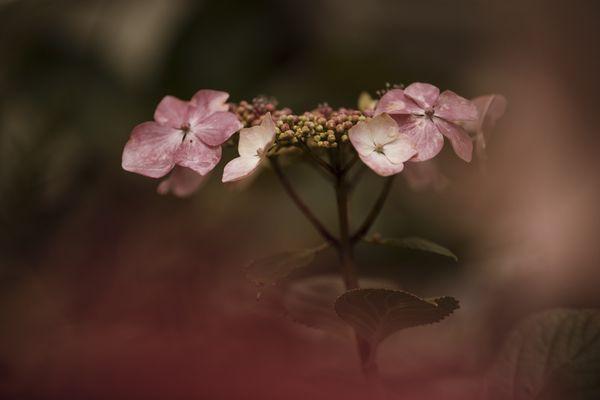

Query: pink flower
left=157, top=166, right=208, bottom=197
left=222, top=113, right=276, bottom=182
left=375, top=82, right=478, bottom=162
left=463, top=94, right=507, bottom=159
left=122, top=89, right=242, bottom=178
left=348, top=113, right=416, bottom=176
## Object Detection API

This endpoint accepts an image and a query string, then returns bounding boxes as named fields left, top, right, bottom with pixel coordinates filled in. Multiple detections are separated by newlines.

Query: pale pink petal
left=222, top=156, right=261, bottom=182
left=122, top=121, right=182, bottom=178
left=238, top=112, right=276, bottom=157
left=349, top=113, right=401, bottom=157
left=157, top=166, right=207, bottom=197
left=471, top=94, right=507, bottom=159
left=396, top=116, right=444, bottom=162
left=192, top=111, right=243, bottom=147
left=374, top=89, right=422, bottom=116
left=153, top=96, right=190, bottom=128
left=434, top=90, right=478, bottom=122
left=382, top=134, right=417, bottom=164
left=473, top=94, right=507, bottom=133
left=358, top=151, right=405, bottom=177
left=175, top=135, right=222, bottom=175
left=190, top=89, right=230, bottom=115
left=403, top=161, right=449, bottom=192
left=404, top=83, right=440, bottom=109
left=368, top=113, right=402, bottom=145
left=348, top=120, right=376, bottom=157
left=434, top=118, right=473, bottom=162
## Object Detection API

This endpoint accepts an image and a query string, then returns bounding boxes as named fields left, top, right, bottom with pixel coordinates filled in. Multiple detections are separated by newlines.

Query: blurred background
left=1, top=0, right=600, bottom=399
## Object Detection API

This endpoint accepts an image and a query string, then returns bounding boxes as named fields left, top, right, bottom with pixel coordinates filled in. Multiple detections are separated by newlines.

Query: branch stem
left=351, top=176, right=396, bottom=243
left=334, top=161, right=381, bottom=385
left=298, top=140, right=336, bottom=176
left=269, top=157, right=339, bottom=247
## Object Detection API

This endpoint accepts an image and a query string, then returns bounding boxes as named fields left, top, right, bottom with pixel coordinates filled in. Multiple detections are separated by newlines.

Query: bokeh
left=1, top=0, right=599, bottom=399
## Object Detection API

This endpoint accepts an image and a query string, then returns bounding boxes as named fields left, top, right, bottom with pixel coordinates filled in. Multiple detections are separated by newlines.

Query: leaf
left=364, top=236, right=458, bottom=261
left=334, top=288, right=459, bottom=345
left=283, top=275, right=399, bottom=338
left=483, top=308, right=600, bottom=400
left=245, top=243, right=328, bottom=287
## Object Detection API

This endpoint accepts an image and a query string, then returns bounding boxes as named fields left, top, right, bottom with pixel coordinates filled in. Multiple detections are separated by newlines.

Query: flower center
left=374, top=143, right=385, bottom=154
left=180, top=123, right=191, bottom=134
left=424, top=107, right=435, bottom=118
left=179, top=123, right=192, bottom=142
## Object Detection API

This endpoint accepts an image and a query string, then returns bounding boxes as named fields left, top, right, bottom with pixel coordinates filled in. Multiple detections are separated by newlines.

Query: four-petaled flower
left=222, top=113, right=276, bottom=182
left=348, top=113, right=416, bottom=176
left=375, top=82, right=478, bottom=162
left=122, top=89, right=242, bottom=178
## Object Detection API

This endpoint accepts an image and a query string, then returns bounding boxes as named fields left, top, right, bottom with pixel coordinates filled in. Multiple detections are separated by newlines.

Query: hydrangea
left=122, top=90, right=242, bottom=178
left=348, top=114, right=416, bottom=176
left=222, top=113, right=276, bottom=182
left=375, top=82, right=478, bottom=162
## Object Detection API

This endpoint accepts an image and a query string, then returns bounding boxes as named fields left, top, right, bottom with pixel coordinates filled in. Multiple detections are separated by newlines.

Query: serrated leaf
left=484, top=308, right=600, bottom=400
left=283, top=275, right=399, bottom=338
left=365, top=236, right=458, bottom=261
left=245, top=243, right=328, bottom=287
left=334, top=288, right=459, bottom=345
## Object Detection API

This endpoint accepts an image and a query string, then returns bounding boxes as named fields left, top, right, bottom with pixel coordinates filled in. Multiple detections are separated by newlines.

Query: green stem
left=269, top=157, right=339, bottom=247
left=334, top=161, right=381, bottom=382
left=351, top=176, right=395, bottom=243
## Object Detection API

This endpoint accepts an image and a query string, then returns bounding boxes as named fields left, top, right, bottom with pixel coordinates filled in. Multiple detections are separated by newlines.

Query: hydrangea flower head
left=375, top=82, right=478, bottom=162
left=348, top=113, right=416, bottom=176
left=122, top=90, right=242, bottom=178
left=222, top=113, right=276, bottom=182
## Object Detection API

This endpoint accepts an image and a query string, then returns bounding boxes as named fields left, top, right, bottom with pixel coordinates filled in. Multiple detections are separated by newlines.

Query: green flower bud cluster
left=274, top=107, right=366, bottom=149
left=231, top=97, right=367, bottom=150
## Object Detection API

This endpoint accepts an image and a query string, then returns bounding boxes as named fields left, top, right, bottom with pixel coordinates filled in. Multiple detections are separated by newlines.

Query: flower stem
left=334, top=160, right=382, bottom=385
left=298, top=140, right=336, bottom=176
left=351, top=176, right=396, bottom=243
left=269, top=156, right=339, bottom=247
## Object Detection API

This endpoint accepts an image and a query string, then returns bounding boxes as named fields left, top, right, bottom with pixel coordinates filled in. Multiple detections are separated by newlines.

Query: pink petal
left=222, top=156, right=261, bottom=182
left=434, top=90, right=478, bottom=122
left=238, top=113, right=276, bottom=157
left=175, top=135, right=222, bottom=175
left=473, top=94, right=507, bottom=134
left=434, top=118, right=473, bottom=162
left=192, top=111, right=243, bottom=147
left=470, top=94, right=507, bottom=158
left=122, top=121, right=181, bottom=178
left=157, top=166, right=207, bottom=197
left=374, top=89, right=422, bottom=116
left=348, top=114, right=400, bottom=157
left=404, top=83, right=440, bottom=109
left=403, top=161, right=449, bottom=192
left=153, top=96, right=190, bottom=129
left=348, top=119, right=376, bottom=157
left=382, top=134, right=417, bottom=164
left=190, top=89, right=230, bottom=115
left=358, top=151, right=406, bottom=177
left=396, top=115, right=444, bottom=162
